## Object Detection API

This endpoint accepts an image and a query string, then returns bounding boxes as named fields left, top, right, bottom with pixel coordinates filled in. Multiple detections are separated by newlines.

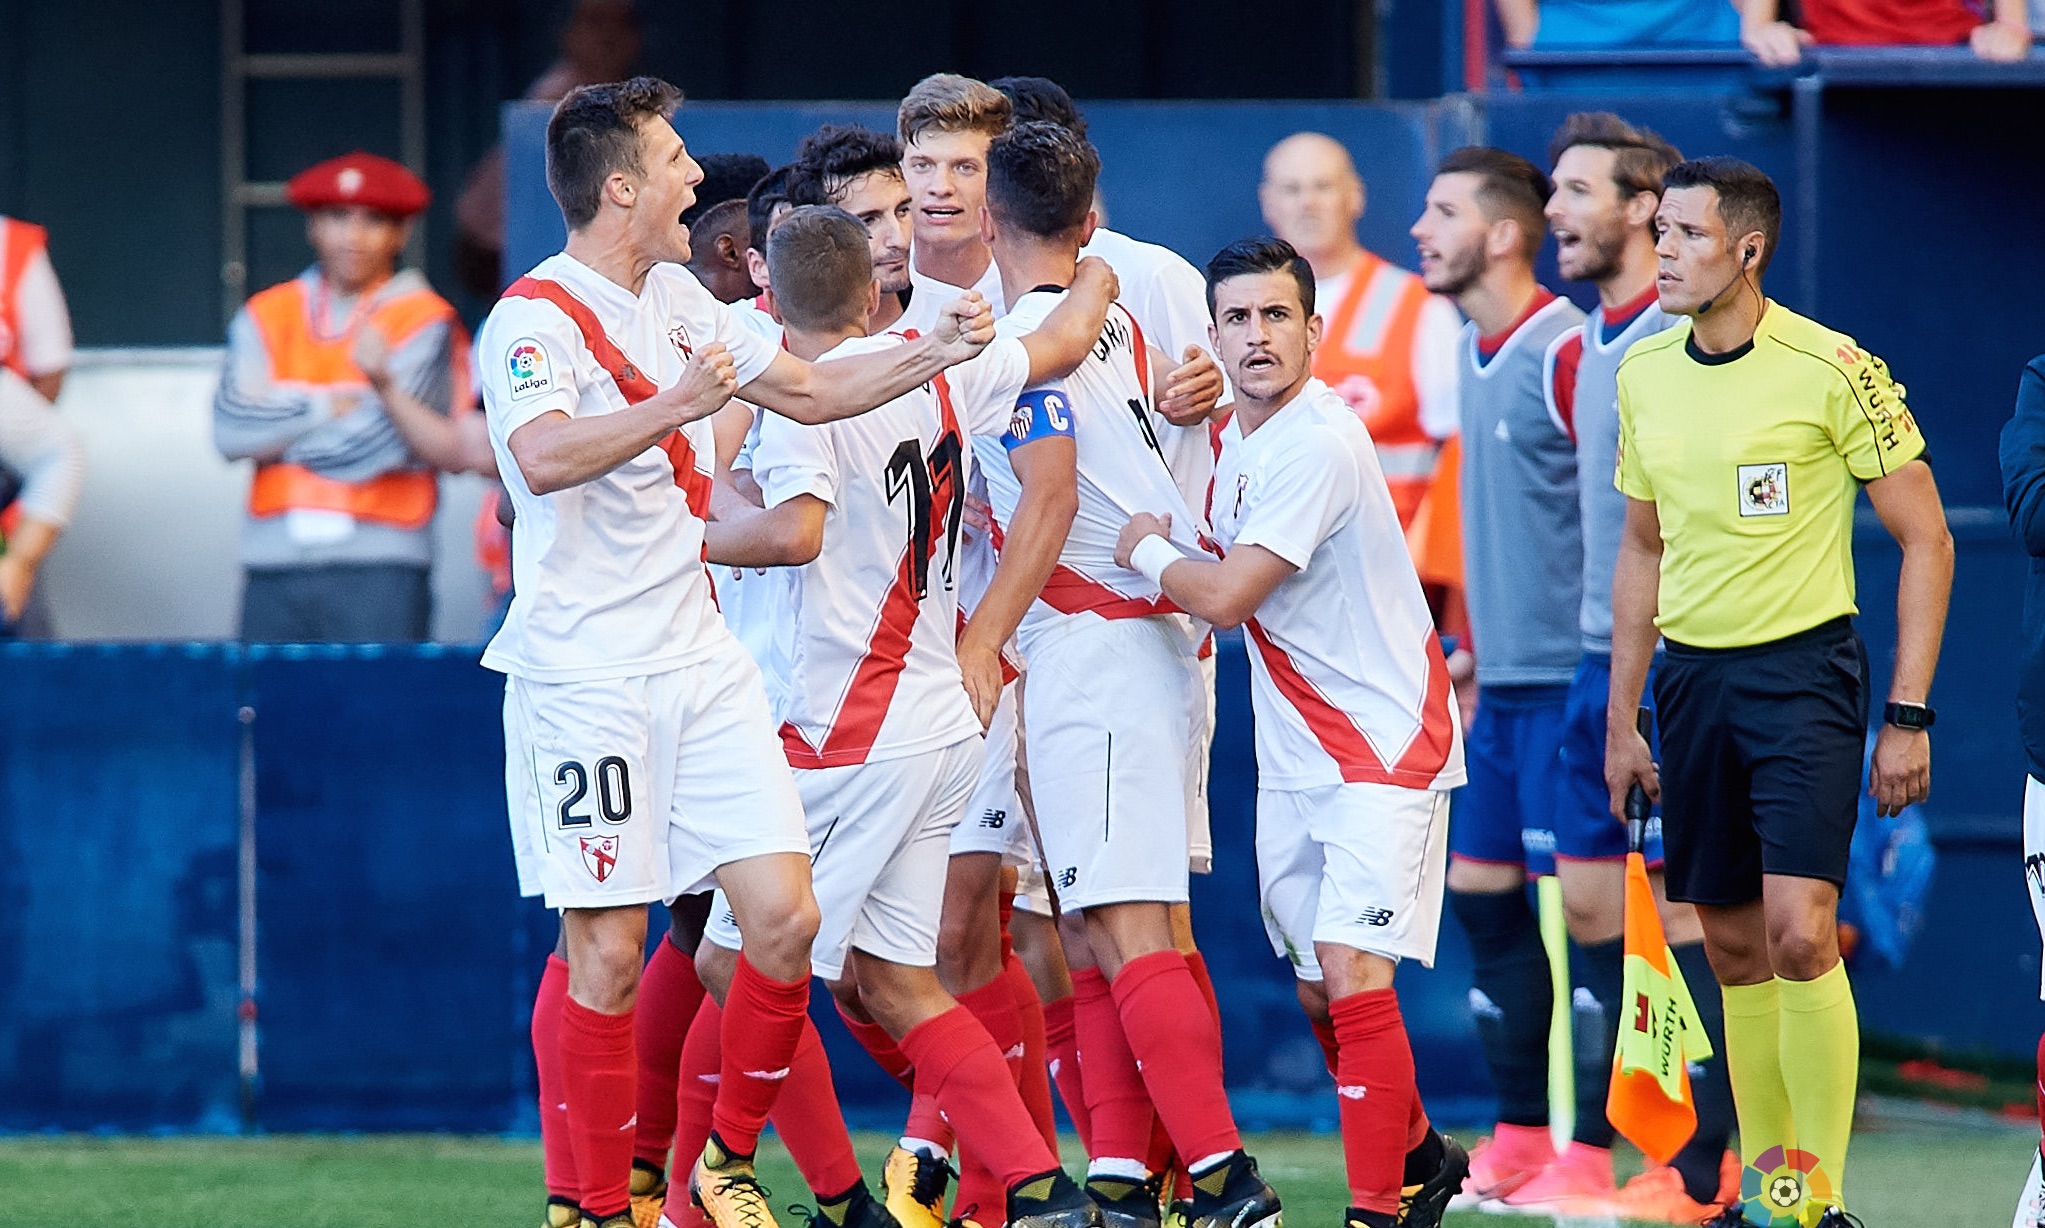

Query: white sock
left=1087, top=1157, right=1149, bottom=1181
left=1190, top=1151, right=1236, bottom=1175
left=901, top=1137, right=949, bottom=1160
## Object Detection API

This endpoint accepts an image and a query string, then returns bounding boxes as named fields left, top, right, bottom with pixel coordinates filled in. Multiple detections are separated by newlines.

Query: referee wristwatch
left=1883, top=701, right=1936, bottom=730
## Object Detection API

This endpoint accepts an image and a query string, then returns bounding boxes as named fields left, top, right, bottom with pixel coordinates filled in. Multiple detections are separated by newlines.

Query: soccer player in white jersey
left=475, top=78, right=994, bottom=1228
left=1113, top=236, right=1470, bottom=1228
left=898, top=75, right=1010, bottom=331
left=962, top=120, right=1278, bottom=1228
left=986, top=77, right=1232, bottom=1210
left=702, top=202, right=1126, bottom=1228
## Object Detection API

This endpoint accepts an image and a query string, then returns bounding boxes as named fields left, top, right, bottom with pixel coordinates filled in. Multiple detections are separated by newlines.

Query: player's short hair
left=1548, top=112, right=1682, bottom=201
left=546, top=76, right=683, bottom=230
left=746, top=164, right=793, bottom=257
left=898, top=73, right=1012, bottom=146
left=1436, top=145, right=1553, bottom=261
left=786, top=125, right=904, bottom=208
left=987, top=121, right=1099, bottom=240
left=681, top=152, right=772, bottom=229
left=1204, top=236, right=1315, bottom=318
left=989, top=76, right=1087, bottom=139
left=686, top=198, right=749, bottom=254
left=767, top=206, right=873, bottom=332
left=1664, top=156, right=1782, bottom=276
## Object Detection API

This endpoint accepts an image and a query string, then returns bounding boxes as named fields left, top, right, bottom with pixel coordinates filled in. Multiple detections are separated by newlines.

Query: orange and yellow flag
left=1605, top=849, right=1715, bottom=1165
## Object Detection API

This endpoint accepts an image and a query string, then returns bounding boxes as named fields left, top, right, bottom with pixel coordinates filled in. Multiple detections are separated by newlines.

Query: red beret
left=285, top=152, right=431, bottom=218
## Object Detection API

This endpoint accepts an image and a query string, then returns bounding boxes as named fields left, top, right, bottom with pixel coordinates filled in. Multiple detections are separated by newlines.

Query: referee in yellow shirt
left=1604, top=157, right=1953, bottom=1228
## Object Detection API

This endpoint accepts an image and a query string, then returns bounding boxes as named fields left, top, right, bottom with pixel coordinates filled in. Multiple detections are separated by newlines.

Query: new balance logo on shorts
left=1356, top=907, right=1396, bottom=927
left=979, top=807, right=1007, bottom=829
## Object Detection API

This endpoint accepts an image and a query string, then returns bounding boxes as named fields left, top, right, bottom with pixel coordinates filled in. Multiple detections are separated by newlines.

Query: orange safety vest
left=1313, top=251, right=1441, bottom=529
left=242, top=276, right=467, bottom=531
left=0, top=217, right=50, bottom=380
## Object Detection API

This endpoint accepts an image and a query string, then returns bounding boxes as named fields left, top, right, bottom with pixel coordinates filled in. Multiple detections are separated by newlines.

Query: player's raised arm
left=1152, top=344, right=1227, bottom=426
left=1010, top=255, right=1118, bottom=383
left=740, top=292, right=994, bottom=425
left=507, top=341, right=738, bottom=495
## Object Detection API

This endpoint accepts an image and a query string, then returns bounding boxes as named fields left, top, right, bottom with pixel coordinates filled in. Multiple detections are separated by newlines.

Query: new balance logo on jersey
left=1056, top=866, right=1078, bottom=889
left=978, top=807, right=1007, bottom=829
left=1356, top=906, right=1396, bottom=927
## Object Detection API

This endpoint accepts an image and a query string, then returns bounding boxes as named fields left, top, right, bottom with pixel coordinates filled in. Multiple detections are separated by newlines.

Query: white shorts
left=1021, top=616, right=1202, bottom=911
left=1014, top=857, right=1054, bottom=916
left=1257, top=782, right=1451, bottom=980
left=950, top=679, right=1030, bottom=864
left=504, top=644, right=809, bottom=910
left=706, top=737, right=980, bottom=980
left=1187, top=647, right=1217, bottom=875
left=2026, top=775, right=2045, bottom=999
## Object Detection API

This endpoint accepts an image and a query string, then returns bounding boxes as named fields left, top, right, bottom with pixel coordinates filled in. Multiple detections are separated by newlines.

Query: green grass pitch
left=0, top=1125, right=2029, bottom=1227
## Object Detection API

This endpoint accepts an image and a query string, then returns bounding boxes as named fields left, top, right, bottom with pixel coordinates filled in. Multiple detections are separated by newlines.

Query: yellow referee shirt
left=1615, top=301, right=1925, bottom=649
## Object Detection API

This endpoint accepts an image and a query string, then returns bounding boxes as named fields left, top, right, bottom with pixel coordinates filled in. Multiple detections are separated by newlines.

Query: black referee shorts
left=1652, top=616, right=1869, bottom=906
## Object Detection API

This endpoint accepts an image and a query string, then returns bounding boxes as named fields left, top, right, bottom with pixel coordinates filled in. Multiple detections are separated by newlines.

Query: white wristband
left=1130, top=534, right=1181, bottom=587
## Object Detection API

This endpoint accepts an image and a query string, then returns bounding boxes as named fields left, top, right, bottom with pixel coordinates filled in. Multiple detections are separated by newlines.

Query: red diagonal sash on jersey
left=1244, top=620, right=1456, bottom=787
left=502, top=276, right=714, bottom=518
left=985, top=519, right=1186, bottom=620
left=781, top=370, right=963, bottom=769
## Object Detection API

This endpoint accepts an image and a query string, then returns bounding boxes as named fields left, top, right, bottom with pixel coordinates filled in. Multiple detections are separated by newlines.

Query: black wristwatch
left=1883, top=701, right=1936, bottom=730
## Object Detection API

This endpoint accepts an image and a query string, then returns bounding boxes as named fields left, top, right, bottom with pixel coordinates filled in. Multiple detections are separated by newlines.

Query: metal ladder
left=217, top=0, right=426, bottom=327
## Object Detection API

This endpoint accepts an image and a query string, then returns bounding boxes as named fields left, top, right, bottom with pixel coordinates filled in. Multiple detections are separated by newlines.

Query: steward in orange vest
left=1261, top=133, right=1468, bottom=644
left=214, top=152, right=471, bottom=643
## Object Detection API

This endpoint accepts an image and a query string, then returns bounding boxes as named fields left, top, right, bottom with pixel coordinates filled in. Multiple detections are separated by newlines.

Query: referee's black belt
left=1662, top=615, right=1853, bottom=660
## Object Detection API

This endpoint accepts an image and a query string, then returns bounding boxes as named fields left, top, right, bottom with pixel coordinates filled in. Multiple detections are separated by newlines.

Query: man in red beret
left=213, top=151, right=472, bottom=642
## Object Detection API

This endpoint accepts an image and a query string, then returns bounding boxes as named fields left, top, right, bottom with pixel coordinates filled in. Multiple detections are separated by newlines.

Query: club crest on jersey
left=506, top=338, right=554, bottom=400
left=668, top=323, right=694, bottom=360
left=578, top=834, right=620, bottom=883
left=1738, top=462, right=1789, bottom=517
left=1233, top=472, right=1250, bottom=517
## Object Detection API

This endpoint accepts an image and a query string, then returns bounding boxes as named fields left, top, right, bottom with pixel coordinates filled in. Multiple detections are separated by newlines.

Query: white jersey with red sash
left=753, top=331, right=1029, bottom=768
left=476, top=254, right=780, bottom=683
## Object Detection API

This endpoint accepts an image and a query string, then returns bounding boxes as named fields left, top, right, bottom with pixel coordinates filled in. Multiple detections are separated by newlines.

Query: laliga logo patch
left=1739, top=1146, right=1832, bottom=1225
left=1738, top=463, right=1789, bottom=517
left=578, top=834, right=620, bottom=883
left=507, top=338, right=554, bottom=400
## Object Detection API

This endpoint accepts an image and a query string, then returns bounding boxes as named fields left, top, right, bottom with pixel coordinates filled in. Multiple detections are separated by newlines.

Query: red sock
left=1310, top=1013, right=1340, bottom=1079
left=1043, top=994, right=1092, bottom=1151
left=903, top=1086, right=954, bottom=1153
left=1111, top=951, right=1240, bottom=1163
left=1073, top=966, right=1155, bottom=1163
left=954, top=1146, right=1006, bottom=1226
left=560, top=996, right=638, bottom=1219
left=1002, top=954, right=1057, bottom=1148
left=674, top=999, right=722, bottom=1185
left=901, top=1006, right=1059, bottom=1191
left=1330, top=988, right=1416, bottom=1216
left=534, top=956, right=577, bottom=1202
left=768, top=1018, right=864, bottom=1198
left=635, top=939, right=707, bottom=1170
left=839, top=1001, right=916, bottom=1090
left=958, top=972, right=1027, bottom=1086
left=998, top=894, right=1017, bottom=964
left=714, top=955, right=810, bottom=1156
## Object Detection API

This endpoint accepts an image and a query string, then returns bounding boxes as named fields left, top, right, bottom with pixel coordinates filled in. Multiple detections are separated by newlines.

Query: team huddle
left=475, top=65, right=1940, bottom=1228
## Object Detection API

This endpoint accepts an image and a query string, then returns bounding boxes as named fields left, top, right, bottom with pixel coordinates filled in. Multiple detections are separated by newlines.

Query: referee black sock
left=1670, top=940, right=1735, bottom=1204
left=1570, top=936, right=1623, bottom=1150
left=1449, top=887, right=1551, bottom=1127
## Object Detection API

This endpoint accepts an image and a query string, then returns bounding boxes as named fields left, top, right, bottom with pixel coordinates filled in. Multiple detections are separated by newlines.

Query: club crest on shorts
left=1738, top=462, right=1789, bottom=517
left=578, top=834, right=620, bottom=883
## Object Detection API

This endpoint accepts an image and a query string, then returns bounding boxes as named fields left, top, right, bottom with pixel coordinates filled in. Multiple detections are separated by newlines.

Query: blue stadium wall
left=3, top=89, right=2039, bottom=1132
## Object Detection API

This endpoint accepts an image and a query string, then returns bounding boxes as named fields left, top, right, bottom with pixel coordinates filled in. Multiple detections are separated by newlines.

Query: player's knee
left=745, top=895, right=821, bottom=973
left=1765, top=926, right=1838, bottom=982
left=569, top=931, right=645, bottom=1012
left=1561, top=891, right=1622, bottom=945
